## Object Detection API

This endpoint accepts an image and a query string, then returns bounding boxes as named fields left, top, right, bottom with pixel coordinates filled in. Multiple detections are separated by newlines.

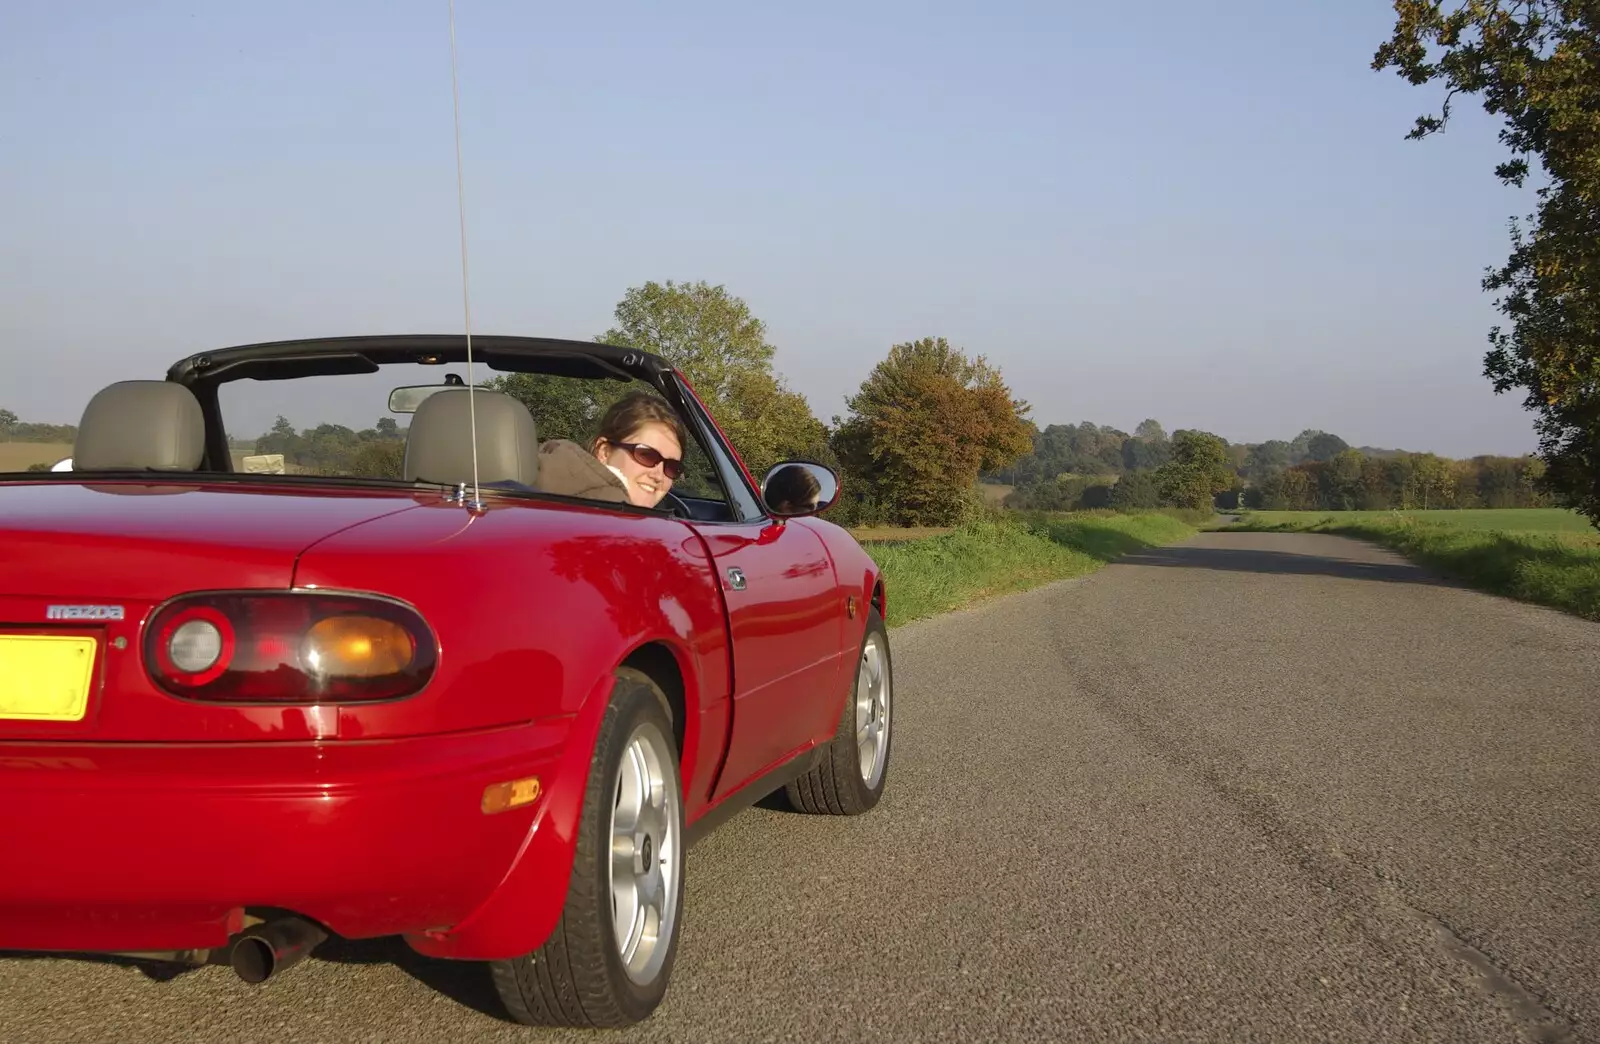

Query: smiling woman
left=590, top=391, right=690, bottom=509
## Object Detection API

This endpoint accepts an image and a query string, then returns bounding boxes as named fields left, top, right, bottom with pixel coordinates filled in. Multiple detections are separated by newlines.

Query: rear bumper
left=0, top=720, right=573, bottom=955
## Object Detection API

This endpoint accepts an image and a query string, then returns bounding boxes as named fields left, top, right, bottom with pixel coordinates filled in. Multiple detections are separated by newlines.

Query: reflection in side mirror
left=51, top=457, right=73, bottom=472
left=760, top=461, right=839, bottom=518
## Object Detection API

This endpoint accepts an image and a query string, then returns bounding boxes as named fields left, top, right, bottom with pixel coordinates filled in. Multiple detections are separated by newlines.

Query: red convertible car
left=0, top=334, right=894, bottom=1028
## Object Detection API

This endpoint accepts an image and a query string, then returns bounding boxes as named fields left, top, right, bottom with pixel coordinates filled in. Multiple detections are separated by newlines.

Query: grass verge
left=1224, top=510, right=1600, bottom=621
left=866, top=510, right=1198, bottom=628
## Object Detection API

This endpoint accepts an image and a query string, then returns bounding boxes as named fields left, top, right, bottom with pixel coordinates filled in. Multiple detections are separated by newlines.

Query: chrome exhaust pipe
left=229, top=917, right=328, bottom=984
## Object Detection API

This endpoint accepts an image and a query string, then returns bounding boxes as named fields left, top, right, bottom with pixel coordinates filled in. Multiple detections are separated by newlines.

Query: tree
left=1374, top=1, right=1600, bottom=527
left=1154, top=430, right=1235, bottom=510
left=712, top=366, right=830, bottom=478
left=486, top=370, right=615, bottom=446
left=494, top=279, right=825, bottom=478
left=832, top=337, right=1033, bottom=526
left=1243, top=440, right=1292, bottom=484
left=600, top=280, right=775, bottom=404
left=1325, top=448, right=1367, bottom=509
left=1305, top=432, right=1350, bottom=463
left=0, top=409, right=16, bottom=436
left=1134, top=418, right=1168, bottom=444
left=1122, top=433, right=1171, bottom=471
left=1110, top=469, right=1163, bottom=510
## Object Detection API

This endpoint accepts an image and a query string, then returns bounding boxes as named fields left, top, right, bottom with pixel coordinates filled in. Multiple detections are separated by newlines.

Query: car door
left=669, top=379, right=847, bottom=800
left=695, top=517, right=842, bottom=796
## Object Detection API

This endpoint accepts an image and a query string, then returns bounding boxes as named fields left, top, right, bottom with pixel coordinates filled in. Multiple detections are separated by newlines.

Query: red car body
left=0, top=335, right=894, bottom=1026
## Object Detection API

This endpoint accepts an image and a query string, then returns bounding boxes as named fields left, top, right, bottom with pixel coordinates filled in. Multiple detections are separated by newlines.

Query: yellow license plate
left=0, top=635, right=98, bottom=722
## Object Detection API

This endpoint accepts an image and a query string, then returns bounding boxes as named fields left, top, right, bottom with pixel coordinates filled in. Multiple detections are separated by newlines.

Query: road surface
left=4, top=531, right=1597, bottom=1043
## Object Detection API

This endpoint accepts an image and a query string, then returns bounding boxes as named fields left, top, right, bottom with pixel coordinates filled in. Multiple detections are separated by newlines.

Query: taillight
left=144, top=592, right=437, bottom=703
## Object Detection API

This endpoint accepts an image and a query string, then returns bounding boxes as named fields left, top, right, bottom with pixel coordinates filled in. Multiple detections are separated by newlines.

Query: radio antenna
left=446, top=0, right=482, bottom=511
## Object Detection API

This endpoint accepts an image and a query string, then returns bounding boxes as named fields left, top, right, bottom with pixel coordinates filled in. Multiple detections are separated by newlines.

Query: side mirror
left=760, top=461, right=839, bottom=518
left=51, top=457, right=73, bottom=472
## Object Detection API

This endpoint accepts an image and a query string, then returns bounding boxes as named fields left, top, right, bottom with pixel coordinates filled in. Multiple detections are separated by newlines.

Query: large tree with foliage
left=832, top=336, right=1033, bottom=526
left=598, top=280, right=826, bottom=477
left=1374, top=1, right=1600, bottom=527
left=1154, top=430, right=1235, bottom=511
left=491, top=280, right=826, bottom=478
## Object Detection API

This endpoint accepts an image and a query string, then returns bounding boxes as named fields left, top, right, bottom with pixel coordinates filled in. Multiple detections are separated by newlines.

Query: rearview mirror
left=388, top=382, right=462, bottom=414
left=760, top=461, right=839, bottom=518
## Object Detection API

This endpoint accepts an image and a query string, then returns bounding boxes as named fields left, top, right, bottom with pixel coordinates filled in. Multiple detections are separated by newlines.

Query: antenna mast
left=447, top=0, right=482, bottom=511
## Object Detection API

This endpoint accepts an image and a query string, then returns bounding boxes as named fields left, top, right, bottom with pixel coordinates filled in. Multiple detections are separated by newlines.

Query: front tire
left=784, top=604, right=893, bottom=815
left=490, top=668, right=685, bottom=1027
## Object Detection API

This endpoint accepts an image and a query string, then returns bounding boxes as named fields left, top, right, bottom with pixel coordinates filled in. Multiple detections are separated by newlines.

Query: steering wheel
left=660, top=491, right=693, bottom=518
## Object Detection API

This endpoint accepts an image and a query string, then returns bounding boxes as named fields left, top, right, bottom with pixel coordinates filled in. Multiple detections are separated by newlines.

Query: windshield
left=211, top=362, right=725, bottom=500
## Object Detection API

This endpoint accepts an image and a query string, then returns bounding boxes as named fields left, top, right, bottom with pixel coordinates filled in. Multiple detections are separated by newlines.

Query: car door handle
left=726, top=567, right=747, bottom=590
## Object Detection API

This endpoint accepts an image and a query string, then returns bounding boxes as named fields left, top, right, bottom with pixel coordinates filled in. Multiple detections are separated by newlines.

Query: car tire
left=784, top=603, right=893, bottom=815
left=490, top=668, right=685, bottom=1028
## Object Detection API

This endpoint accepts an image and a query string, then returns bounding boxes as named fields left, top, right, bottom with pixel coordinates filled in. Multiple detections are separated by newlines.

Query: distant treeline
left=988, top=421, right=1392, bottom=486
left=992, top=419, right=1553, bottom=513
left=1241, top=451, right=1550, bottom=511
left=250, top=415, right=407, bottom=477
left=0, top=408, right=75, bottom=443
left=7, top=402, right=1553, bottom=515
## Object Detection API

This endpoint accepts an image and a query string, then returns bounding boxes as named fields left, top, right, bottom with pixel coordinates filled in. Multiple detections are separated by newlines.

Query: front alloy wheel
left=784, top=603, right=894, bottom=815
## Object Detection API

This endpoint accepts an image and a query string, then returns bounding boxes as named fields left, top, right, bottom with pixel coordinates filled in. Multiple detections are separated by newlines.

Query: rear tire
left=784, top=605, right=893, bottom=815
left=489, top=668, right=685, bottom=1027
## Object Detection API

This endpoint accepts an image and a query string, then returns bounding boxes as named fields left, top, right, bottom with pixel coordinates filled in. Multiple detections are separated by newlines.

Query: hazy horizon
left=1, top=0, right=1545, bottom=459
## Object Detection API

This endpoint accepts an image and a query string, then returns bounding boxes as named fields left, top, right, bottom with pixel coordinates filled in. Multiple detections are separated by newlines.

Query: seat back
left=402, top=389, right=540, bottom=487
left=73, top=381, right=206, bottom=471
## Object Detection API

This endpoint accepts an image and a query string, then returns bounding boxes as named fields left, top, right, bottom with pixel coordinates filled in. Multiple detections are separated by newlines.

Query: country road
left=3, top=530, right=1596, bottom=1044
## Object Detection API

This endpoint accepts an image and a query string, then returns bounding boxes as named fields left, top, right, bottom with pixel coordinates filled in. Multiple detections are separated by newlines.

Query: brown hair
left=592, top=391, right=688, bottom=454
left=765, top=463, right=822, bottom=512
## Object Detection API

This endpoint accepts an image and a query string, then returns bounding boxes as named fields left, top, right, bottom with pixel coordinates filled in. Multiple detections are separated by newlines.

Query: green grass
left=1224, top=509, right=1600, bottom=621
left=1235, top=508, right=1596, bottom=536
left=866, top=510, right=1198, bottom=628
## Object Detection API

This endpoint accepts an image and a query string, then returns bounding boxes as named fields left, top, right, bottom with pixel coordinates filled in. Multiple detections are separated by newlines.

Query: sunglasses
left=613, top=441, right=684, bottom=480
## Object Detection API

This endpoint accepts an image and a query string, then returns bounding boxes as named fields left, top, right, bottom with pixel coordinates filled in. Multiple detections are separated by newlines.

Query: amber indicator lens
left=482, top=776, right=542, bottom=815
left=303, top=615, right=416, bottom=677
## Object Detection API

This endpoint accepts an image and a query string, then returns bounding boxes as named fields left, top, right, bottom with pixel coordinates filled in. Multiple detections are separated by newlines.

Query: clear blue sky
left=0, top=0, right=1542, bottom=456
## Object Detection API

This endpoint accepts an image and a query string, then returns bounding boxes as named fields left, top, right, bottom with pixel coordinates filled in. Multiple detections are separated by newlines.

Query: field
left=1224, top=508, right=1600, bottom=621
left=2, top=442, right=271, bottom=473
left=0, top=442, right=72, bottom=471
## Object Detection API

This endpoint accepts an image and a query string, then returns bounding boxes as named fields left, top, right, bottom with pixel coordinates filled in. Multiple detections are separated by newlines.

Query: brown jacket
left=536, top=439, right=628, bottom=503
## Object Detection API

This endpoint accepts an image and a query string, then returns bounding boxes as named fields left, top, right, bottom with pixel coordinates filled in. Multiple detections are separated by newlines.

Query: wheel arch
left=617, top=640, right=689, bottom=759
left=404, top=633, right=702, bottom=965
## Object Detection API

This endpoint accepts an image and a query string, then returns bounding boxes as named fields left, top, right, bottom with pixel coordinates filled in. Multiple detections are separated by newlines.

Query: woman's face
left=596, top=421, right=683, bottom=508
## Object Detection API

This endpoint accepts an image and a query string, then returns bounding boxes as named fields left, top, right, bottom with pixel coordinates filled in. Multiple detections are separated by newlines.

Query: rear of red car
left=0, top=480, right=564, bottom=963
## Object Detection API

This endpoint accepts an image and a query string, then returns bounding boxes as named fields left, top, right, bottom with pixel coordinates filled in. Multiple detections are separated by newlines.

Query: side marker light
left=481, top=776, right=542, bottom=815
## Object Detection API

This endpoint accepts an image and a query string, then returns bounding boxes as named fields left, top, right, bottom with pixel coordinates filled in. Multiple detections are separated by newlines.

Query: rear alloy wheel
left=784, top=604, right=893, bottom=815
left=490, top=668, right=685, bottom=1027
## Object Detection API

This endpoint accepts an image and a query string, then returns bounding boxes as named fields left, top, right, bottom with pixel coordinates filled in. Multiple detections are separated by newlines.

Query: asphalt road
left=4, top=530, right=1597, bottom=1044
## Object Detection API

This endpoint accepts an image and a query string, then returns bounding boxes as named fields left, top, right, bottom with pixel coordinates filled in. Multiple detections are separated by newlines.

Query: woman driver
left=590, top=392, right=687, bottom=509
